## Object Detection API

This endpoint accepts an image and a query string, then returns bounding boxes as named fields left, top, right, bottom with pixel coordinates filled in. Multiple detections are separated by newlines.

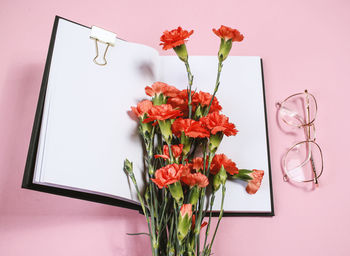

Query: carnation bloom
left=212, top=25, right=244, bottom=42
left=172, top=118, right=210, bottom=138
left=192, top=157, right=204, bottom=171
left=200, top=112, right=238, bottom=136
left=192, top=91, right=222, bottom=113
left=151, top=163, right=188, bottom=189
left=210, top=154, right=238, bottom=175
left=155, top=144, right=183, bottom=160
left=145, top=82, right=180, bottom=98
left=246, top=169, right=264, bottom=194
left=186, top=122, right=210, bottom=138
left=171, top=118, right=194, bottom=137
left=143, top=104, right=183, bottom=123
left=167, top=89, right=191, bottom=114
left=131, top=100, right=153, bottom=118
left=160, top=27, right=194, bottom=50
left=181, top=172, right=209, bottom=188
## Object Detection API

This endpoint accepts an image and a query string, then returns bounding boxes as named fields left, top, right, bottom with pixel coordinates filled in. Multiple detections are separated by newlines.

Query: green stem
left=205, top=60, right=223, bottom=116
left=193, top=145, right=208, bottom=255
left=195, top=152, right=213, bottom=256
left=202, top=193, right=215, bottom=255
left=208, top=183, right=226, bottom=253
left=143, top=127, right=159, bottom=255
left=167, top=209, right=175, bottom=256
left=128, top=172, right=153, bottom=255
left=166, top=141, right=174, bottom=164
left=159, top=190, right=168, bottom=230
left=184, top=60, right=194, bottom=119
left=174, top=200, right=180, bottom=254
left=148, top=184, right=158, bottom=255
left=126, top=232, right=150, bottom=236
left=157, top=190, right=168, bottom=255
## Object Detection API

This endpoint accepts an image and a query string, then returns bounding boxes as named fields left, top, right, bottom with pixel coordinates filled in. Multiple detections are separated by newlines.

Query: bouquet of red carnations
left=124, top=25, right=264, bottom=256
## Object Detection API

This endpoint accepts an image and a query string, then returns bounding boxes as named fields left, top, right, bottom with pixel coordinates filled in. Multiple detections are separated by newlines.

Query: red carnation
left=131, top=100, right=153, bottom=118
left=192, top=91, right=222, bottom=113
left=160, top=27, right=194, bottom=50
left=172, top=118, right=210, bottom=138
left=186, top=121, right=210, bottom=138
left=151, top=163, right=188, bottom=189
left=212, top=25, right=244, bottom=42
left=172, top=118, right=193, bottom=137
left=167, top=89, right=192, bottom=114
left=181, top=172, right=209, bottom=188
left=246, top=169, right=264, bottom=194
left=210, top=154, right=238, bottom=175
left=200, top=112, right=238, bottom=136
left=155, top=144, right=184, bottom=160
left=192, top=157, right=205, bottom=171
left=143, top=104, right=183, bottom=123
left=145, top=82, right=180, bottom=98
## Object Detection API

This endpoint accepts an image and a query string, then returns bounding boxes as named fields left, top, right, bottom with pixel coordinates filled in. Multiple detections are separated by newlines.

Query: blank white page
left=159, top=56, right=272, bottom=213
left=34, top=18, right=272, bottom=213
left=34, top=18, right=160, bottom=203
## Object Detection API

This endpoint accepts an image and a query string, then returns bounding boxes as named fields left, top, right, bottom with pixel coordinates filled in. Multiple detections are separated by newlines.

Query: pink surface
left=0, top=0, right=349, bottom=255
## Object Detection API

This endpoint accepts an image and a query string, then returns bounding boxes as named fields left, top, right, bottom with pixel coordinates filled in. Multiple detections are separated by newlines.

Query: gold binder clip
left=90, top=26, right=116, bottom=66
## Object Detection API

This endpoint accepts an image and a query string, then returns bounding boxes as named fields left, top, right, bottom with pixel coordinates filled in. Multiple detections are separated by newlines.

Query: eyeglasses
left=276, top=90, right=324, bottom=186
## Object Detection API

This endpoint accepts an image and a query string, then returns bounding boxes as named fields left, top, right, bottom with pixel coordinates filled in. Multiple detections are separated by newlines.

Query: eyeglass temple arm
left=305, top=90, right=318, bottom=185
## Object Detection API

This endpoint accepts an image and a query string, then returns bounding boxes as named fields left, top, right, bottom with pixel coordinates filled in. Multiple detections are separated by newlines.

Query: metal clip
left=90, top=26, right=116, bottom=66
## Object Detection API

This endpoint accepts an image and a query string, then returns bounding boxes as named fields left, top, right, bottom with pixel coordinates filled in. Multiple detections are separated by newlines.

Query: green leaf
left=238, top=169, right=253, bottom=174
left=235, top=173, right=253, bottom=181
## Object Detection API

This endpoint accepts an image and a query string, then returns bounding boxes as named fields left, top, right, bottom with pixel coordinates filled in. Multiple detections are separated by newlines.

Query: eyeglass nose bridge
left=301, top=122, right=316, bottom=141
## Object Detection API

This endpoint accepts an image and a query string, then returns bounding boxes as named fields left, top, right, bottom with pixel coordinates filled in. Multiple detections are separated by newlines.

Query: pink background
left=1, top=0, right=349, bottom=255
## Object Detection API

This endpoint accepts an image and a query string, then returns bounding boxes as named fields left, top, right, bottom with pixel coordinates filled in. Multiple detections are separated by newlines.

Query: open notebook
left=23, top=16, right=274, bottom=216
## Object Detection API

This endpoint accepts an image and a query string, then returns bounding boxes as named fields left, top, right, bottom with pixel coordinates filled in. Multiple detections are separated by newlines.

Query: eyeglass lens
left=284, top=140, right=323, bottom=182
left=279, top=92, right=317, bottom=129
